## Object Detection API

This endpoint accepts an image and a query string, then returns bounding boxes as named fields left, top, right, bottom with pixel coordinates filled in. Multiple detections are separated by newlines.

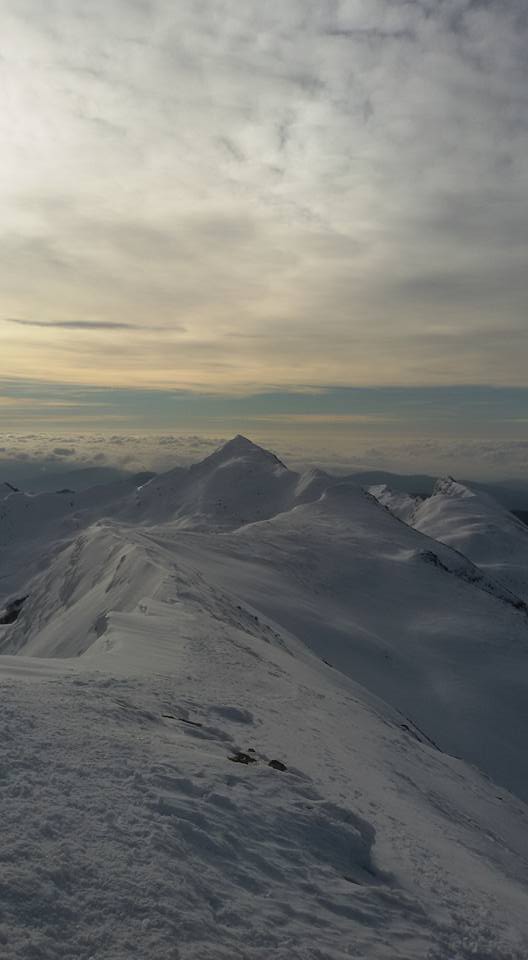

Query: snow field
left=1, top=437, right=528, bottom=957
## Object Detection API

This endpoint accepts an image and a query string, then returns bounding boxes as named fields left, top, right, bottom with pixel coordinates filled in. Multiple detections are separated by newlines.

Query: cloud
left=2, top=429, right=528, bottom=485
left=238, top=413, right=400, bottom=425
left=6, top=318, right=137, bottom=330
left=0, top=0, right=527, bottom=396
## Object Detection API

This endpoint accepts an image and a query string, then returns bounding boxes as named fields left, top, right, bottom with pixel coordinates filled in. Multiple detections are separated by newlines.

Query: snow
left=1, top=437, right=528, bottom=958
left=405, top=477, right=528, bottom=601
left=367, top=484, right=422, bottom=524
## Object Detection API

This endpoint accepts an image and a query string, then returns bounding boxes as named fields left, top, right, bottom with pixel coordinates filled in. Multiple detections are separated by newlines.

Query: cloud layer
left=1, top=376, right=527, bottom=479
left=1, top=0, right=527, bottom=395
left=2, top=429, right=528, bottom=485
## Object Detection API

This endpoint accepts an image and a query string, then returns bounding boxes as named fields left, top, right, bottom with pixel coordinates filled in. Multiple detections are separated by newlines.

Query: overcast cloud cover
left=1, top=0, right=527, bottom=469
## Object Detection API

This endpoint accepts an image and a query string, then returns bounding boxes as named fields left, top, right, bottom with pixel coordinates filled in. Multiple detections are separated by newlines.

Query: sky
left=1, top=0, right=527, bottom=475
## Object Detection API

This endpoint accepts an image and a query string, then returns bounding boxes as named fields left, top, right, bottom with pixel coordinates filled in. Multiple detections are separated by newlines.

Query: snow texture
left=1, top=436, right=528, bottom=958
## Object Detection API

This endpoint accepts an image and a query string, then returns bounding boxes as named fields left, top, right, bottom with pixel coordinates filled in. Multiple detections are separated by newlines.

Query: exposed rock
left=0, top=595, right=28, bottom=625
left=228, top=751, right=257, bottom=765
left=268, top=759, right=287, bottom=771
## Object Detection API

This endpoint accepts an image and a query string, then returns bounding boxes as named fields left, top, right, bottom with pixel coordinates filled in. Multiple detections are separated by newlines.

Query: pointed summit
left=218, top=435, right=263, bottom=456
left=201, top=435, right=287, bottom=469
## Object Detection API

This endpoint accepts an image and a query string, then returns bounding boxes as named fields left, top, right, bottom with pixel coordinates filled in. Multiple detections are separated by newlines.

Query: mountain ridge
left=1, top=436, right=528, bottom=957
left=4, top=441, right=528, bottom=801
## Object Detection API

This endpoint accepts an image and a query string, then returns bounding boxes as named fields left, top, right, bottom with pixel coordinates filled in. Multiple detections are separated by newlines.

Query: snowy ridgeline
left=1, top=435, right=528, bottom=959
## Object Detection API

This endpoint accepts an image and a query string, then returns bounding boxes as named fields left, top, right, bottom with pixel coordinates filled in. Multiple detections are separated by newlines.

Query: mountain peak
left=204, top=435, right=287, bottom=468
left=433, top=476, right=473, bottom=498
left=222, top=434, right=262, bottom=454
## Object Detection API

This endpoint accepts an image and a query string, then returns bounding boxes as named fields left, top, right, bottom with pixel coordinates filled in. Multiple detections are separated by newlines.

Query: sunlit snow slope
left=1, top=437, right=528, bottom=959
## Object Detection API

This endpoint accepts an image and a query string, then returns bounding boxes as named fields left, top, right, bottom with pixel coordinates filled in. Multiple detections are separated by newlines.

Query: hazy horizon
left=2, top=427, right=528, bottom=488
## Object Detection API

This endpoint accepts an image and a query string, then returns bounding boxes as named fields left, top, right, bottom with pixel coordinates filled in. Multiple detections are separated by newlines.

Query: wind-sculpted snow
left=0, top=473, right=158, bottom=602
left=2, top=617, right=528, bottom=959
left=404, top=478, right=528, bottom=601
left=368, top=483, right=422, bottom=524
left=1, top=437, right=528, bottom=957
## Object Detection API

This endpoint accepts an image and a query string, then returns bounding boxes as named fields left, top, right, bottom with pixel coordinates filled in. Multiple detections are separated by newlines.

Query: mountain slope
left=146, top=481, right=528, bottom=800
left=2, top=560, right=528, bottom=959
left=1, top=437, right=528, bottom=957
left=0, top=437, right=339, bottom=601
left=368, top=483, right=423, bottom=523
left=0, top=473, right=156, bottom=603
left=6, top=470, right=528, bottom=800
left=123, top=435, right=300, bottom=528
left=408, top=477, right=528, bottom=601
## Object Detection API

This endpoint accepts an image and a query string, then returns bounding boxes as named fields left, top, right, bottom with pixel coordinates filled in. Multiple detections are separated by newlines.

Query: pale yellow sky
left=2, top=0, right=528, bottom=399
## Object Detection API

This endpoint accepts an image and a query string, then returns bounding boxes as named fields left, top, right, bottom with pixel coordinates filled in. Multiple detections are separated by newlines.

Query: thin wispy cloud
left=6, top=318, right=137, bottom=330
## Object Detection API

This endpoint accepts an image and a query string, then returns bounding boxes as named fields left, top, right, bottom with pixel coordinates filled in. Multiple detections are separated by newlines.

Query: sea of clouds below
left=1, top=432, right=528, bottom=489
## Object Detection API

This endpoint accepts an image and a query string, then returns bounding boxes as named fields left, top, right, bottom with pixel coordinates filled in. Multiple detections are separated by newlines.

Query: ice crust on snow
left=1, top=436, right=528, bottom=958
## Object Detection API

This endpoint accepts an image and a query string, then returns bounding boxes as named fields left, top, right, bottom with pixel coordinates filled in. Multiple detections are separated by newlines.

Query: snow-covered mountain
left=122, top=434, right=297, bottom=528
left=367, top=483, right=422, bottom=523
left=0, top=471, right=157, bottom=600
left=1, top=437, right=528, bottom=958
left=371, top=476, right=528, bottom=602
